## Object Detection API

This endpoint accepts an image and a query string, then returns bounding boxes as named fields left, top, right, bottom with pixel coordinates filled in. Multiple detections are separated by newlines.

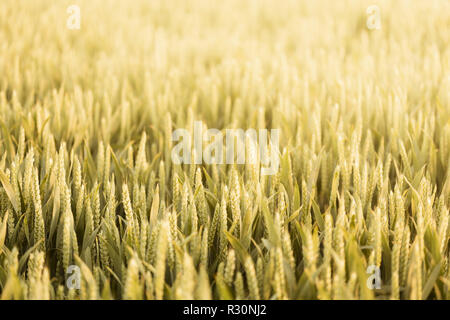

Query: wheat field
left=0, top=0, right=449, bottom=300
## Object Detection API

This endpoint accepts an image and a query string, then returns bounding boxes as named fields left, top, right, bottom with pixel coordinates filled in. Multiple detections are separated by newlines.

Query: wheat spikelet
left=124, top=257, right=142, bottom=300
left=303, top=226, right=318, bottom=275
left=282, top=231, right=295, bottom=271
left=410, top=242, right=422, bottom=300
left=391, top=219, right=403, bottom=300
left=92, top=183, right=101, bottom=230
left=154, top=220, right=169, bottom=300
left=274, top=247, right=286, bottom=300
left=324, top=212, right=333, bottom=292
left=438, top=206, right=448, bottom=254
left=10, top=161, right=21, bottom=214
left=224, top=249, right=236, bottom=286
left=98, top=229, right=110, bottom=271
left=97, top=141, right=105, bottom=183
left=180, top=182, right=190, bottom=232
left=234, top=271, right=244, bottom=299
left=400, top=225, right=410, bottom=288
left=73, top=156, right=82, bottom=198
left=244, top=256, right=260, bottom=299
left=219, top=190, right=228, bottom=261
left=61, top=209, right=72, bottom=274
left=230, top=167, right=241, bottom=221
left=196, top=265, right=212, bottom=300
left=374, top=207, right=382, bottom=267
left=17, top=127, right=25, bottom=162
left=23, top=147, right=34, bottom=207
left=104, top=144, right=111, bottom=185
left=195, top=168, right=209, bottom=225
left=136, top=132, right=147, bottom=173
left=329, top=165, right=340, bottom=209
left=27, top=251, right=45, bottom=300
left=200, top=226, right=209, bottom=268
left=32, top=168, right=45, bottom=251
left=166, top=210, right=177, bottom=269
left=122, top=183, right=138, bottom=246
left=176, top=253, right=196, bottom=299
left=159, top=161, right=166, bottom=201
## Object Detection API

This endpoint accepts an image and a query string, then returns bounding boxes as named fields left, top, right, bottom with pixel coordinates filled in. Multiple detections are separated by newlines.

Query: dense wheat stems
left=0, top=0, right=448, bottom=300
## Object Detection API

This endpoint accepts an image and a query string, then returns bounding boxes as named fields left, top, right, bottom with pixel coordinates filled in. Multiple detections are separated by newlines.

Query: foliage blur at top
left=0, top=0, right=449, bottom=300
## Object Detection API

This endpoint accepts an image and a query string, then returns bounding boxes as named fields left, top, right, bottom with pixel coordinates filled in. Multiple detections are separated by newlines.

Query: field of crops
left=0, top=0, right=449, bottom=300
